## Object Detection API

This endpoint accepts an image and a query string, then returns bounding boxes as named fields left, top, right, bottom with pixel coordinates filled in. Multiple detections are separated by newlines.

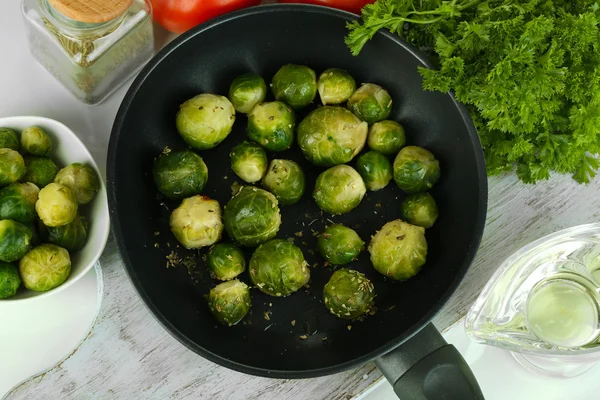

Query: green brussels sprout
left=35, top=183, right=78, bottom=227
left=0, top=219, right=33, bottom=262
left=317, top=224, right=364, bottom=265
left=393, top=146, right=441, bottom=194
left=40, top=214, right=89, bottom=252
left=400, top=193, right=439, bottom=229
left=228, top=72, right=267, bottom=114
left=368, top=120, right=406, bottom=155
left=176, top=93, right=236, bottom=150
left=317, top=68, right=356, bottom=105
left=313, top=165, right=366, bottom=215
left=355, top=150, right=393, bottom=191
left=206, top=243, right=246, bottom=281
left=0, top=182, right=40, bottom=223
left=54, top=163, right=100, bottom=204
left=297, top=106, right=368, bottom=167
left=323, top=268, right=375, bottom=319
left=0, top=148, right=26, bottom=186
left=247, top=101, right=295, bottom=152
left=249, top=239, right=310, bottom=297
left=170, top=195, right=223, bottom=249
left=20, top=126, right=53, bottom=156
left=271, top=64, right=317, bottom=110
left=230, top=141, right=268, bottom=183
left=208, top=279, right=251, bottom=326
left=223, top=186, right=281, bottom=247
left=153, top=150, right=208, bottom=200
left=0, top=261, right=21, bottom=299
left=0, top=128, right=20, bottom=151
left=22, top=156, right=58, bottom=188
left=347, top=83, right=392, bottom=124
left=262, top=159, right=305, bottom=205
left=18, top=243, right=71, bottom=292
left=369, top=219, right=428, bottom=280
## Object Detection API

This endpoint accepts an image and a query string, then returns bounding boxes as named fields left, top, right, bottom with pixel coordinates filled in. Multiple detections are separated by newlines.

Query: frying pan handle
left=375, top=322, right=485, bottom=400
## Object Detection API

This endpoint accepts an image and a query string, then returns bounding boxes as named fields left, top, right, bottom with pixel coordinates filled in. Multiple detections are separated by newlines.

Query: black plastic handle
left=375, top=323, right=485, bottom=400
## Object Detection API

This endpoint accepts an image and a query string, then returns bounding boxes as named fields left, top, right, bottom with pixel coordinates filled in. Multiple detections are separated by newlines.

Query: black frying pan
left=108, top=5, right=488, bottom=399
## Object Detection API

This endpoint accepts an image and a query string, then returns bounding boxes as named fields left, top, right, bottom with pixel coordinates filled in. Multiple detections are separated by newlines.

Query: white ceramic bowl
left=0, top=116, right=109, bottom=302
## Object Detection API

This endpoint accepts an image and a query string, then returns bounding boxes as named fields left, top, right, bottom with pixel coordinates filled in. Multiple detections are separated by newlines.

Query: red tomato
left=276, top=0, right=375, bottom=15
left=151, top=0, right=262, bottom=34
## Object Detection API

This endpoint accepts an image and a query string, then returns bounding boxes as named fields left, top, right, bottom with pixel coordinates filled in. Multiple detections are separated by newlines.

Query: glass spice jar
left=21, top=0, right=154, bottom=105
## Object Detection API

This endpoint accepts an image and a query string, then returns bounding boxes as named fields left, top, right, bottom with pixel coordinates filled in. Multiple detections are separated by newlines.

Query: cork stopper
left=47, top=0, right=134, bottom=24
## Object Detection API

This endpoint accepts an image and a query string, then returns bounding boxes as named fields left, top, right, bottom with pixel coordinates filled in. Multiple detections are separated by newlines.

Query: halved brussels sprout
left=22, top=156, right=58, bottom=188
left=317, top=224, right=364, bottom=265
left=297, top=106, right=368, bottom=167
left=170, top=195, right=223, bottom=249
left=247, top=101, right=295, bottom=152
left=0, top=149, right=26, bottom=186
left=40, top=214, right=89, bottom=252
left=368, top=120, right=406, bottom=155
left=401, top=193, right=439, bottom=229
left=208, top=279, right=251, bottom=326
left=19, top=244, right=71, bottom=292
left=249, top=239, right=310, bottom=297
left=0, top=261, right=21, bottom=299
left=230, top=141, right=268, bottom=183
left=0, top=220, right=33, bottom=262
left=54, top=163, right=100, bottom=204
left=262, top=159, right=305, bottom=205
left=355, top=150, right=393, bottom=191
left=36, top=183, right=78, bottom=227
left=223, top=186, right=281, bottom=247
left=0, top=128, right=20, bottom=151
left=271, top=64, right=317, bottom=110
left=153, top=149, right=208, bottom=200
left=347, top=83, right=392, bottom=124
left=317, top=68, right=356, bottom=105
left=176, top=93, right=236, bottom=150
left=20, top=126, right=52, bottom=156
left=0, top=182, right=40, bottom=223
left=206, top=243, right=246, bottom=281
left=393, top=146, right=441, bottom=194
left=228, top=72, right=267, bottom=114
left=313, top=165, right=366, bottom=215
left=323, top=268, right=375, bottom=319
left=368, top=219, right=427, bottom=280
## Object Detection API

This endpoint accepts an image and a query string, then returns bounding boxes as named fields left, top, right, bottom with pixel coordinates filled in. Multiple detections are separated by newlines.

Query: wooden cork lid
left=47, top=0, right=134, bottom=24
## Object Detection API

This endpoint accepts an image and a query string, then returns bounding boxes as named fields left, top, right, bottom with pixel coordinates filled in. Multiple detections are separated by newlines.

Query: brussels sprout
left=223, top=186, right=281, bottom=247
left=40, top=214, right=89, bottom=252
left=35, top=183, right=78, bottom=227
left=206, top=243, right=246, bottom=281
left=20, top=126, right=52, bottom=156
left=271, top=64, right=317, bottom=110
left=401, top=193, right=439, bottom=229
left=347, top=83, right=392, bottom=124
left=262, top=159, right=305, bottom=205
left=313, top=165, right=366, bottom=215
left=153, top=150, right=208, bottom=200
left=297, top=106, right=368, bottom=167
left=230, top=141, right=268, bottom=183
left=208, top=279, right=251, bottom=326
left=18, top=244, right=71, bottom=292
left=249, top=239, right=310, bottom=297
left=0, top=148, right=26, bottom=186
left=54, top=163, right=100, bottom=204
left=0, top=220, right=33, bottom=262
left=228, top=72, right=267, bottom=114
left=369, top=219, right=428, bottom=280
left=0, top=261, right=21, bottom=299
left=0, top=182, right=40, bottom=223
left=393, top=146, right=441, bottom=194
left=368, top=120, right=406, bottom=155
left=176, top=93, right=236, bottom=150
left=355, top=150, right=393, bottom=191
left=22, top=156, right=58, bottom=188
left=323, top=268, right=375, bottom=319
left=247, top=101, right=295, bottom=152
left=170, top=195, right=223, bottom=249
left=0, top=128, right=20, bottom=150
left=317, top=68, right=356, bottom=105
left=317, top=224, right=364, bottom=265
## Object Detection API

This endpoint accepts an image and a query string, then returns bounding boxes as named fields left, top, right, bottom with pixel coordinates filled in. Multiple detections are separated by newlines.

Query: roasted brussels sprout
left=228, top=72, right=267, bottom=114
left=230, top=141, right=268, bottom=183
left=170, top=195, right=223, bottom=249
left=176, top=93, right=236, bottom=150
left=19, top=244, right=71, bottom=292
left=0, top=128, right=20, bottom=150
left=247, top=101, right=295, bottom=152
left=368, top=120, right=406, bottom=155
left=393, top=146, right=440, bottom=194
left=347, top=83, right=392, bottom=124
left=0, top=220, right=33, bottom=262
left=0, top=148, right=26, bottom=186
left=20, top=126, right=52, bottom=156
left=401, top=193, right=439, bottom=229
left=271, top=64, right=317, bottom=110
left=40, top=214, right=88, bottom=252
left=323, top=268, right=375, bottom=319
left=153, top=150, right=208, bottom=200
left=208, top=279, right=251, bottom=326
left=313, top=165, right=366, bottom=215
left=223, top=186, right=281, bottom=247
left=297, top=106, right=368, bottom=167
left=262, top=159, right=305, bottom=205
left=22, top=156, right=58, bottom=188
left=369, top=219, right=427, bottom=280
left=0, top=261, right=21, bottom=299
left=0, top=182, right=39, bottom=223
left=355, top=150, right=393, bottom=191
left=249, top=239, right=310, bottom=297
left=54, top=163, right=100, bottom=204
left=317, top=68, right=356, bottom=105
left=36, top=183, right=78, bottom=227
left=206, top=243, right=246, bottom=281
left=317, top=224, right=364, bottom=265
